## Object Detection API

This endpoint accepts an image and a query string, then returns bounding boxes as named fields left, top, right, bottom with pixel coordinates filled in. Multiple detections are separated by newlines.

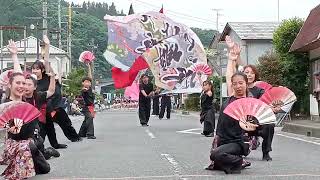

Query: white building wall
left=247, top=40, right=274, bottom=65
left=310, top=47, right=320, bottom=117
left=1, top=54, right=69, bottom=77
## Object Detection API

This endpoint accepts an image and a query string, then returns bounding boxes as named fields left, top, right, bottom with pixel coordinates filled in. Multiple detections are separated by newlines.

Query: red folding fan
left=0, top=69, right=13, bottom=86
left=0, top=101, right=41, bottom=128
left=223, top=97, right=276, bottom=125
left=79, top=51, right=95, bottom=64
left=259, top=87, right=296, bottom=107
left=255, top=81, right=272, bottom=91
left=191, top=63, right=212, bottom=75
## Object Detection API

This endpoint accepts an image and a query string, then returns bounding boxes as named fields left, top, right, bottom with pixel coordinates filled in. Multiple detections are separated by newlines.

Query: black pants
left=53, top=108, right=80, bottom=141
left=210, top=142, right=244, bottom=172
left=203, top=121, right=214, bottom=135
left=79, top=111, right=94, bottom=137
left=39, top=113, right=59, bottom=147
left=152, top=97, right=159, bottom=115
left=159, top=96, right=171, bottom=119
left=29, top=141, right=50, bottom=174
left=139, top=100, right=151, bottom=125
left=247, top=124, right=275, bottom=153
left=201, top=109, right=215, bottom=135
left=318, top=100, right=320, bottom=116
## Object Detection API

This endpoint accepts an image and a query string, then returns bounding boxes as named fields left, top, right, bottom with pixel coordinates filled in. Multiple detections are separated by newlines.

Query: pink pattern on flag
left=124, top=81, right=139, bottom=100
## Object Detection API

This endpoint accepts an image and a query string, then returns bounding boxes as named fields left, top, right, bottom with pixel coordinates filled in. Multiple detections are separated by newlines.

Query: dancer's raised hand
left=7, top=40, right=18, bottom=55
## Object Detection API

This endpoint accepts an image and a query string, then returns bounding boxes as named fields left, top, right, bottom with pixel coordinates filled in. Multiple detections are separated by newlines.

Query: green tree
left=273, top=18, right=309, bottom=114
left=108, top=2, right=118, bottom=15
left=191, top=28, right=217, bottom=47
left=257, top=51, right=283, bottom=86
left=71, top=13, right=112, bottom=79
left=0, top=0, right=125, bottom=81
left=63, top=68, right=86, bottom=97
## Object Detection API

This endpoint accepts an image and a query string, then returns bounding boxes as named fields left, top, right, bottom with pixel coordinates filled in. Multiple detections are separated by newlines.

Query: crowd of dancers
left=0, top=34, right=292, bottom=179
left=137, top=35, right=287, bottom=174
left=0, top=36, right=96, bottom=179
left=202, top=36, right=280, bottom=173
left=111, top=98, right=139, bottom=109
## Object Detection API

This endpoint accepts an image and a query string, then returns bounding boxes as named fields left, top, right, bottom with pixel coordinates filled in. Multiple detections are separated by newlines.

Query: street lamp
left=30, top=23, right=40, bottom=61
left=30, top=24, right=35, bottom=30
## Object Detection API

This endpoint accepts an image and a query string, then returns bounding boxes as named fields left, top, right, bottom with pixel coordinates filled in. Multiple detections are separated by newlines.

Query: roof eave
left=290, top=39, right=320, bottom=52
left=241, top=38, right=273, bottom=40
left=219, top=23, right=231, bottom=42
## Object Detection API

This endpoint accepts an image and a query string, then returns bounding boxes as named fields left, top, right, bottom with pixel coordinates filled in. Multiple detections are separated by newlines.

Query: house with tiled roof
left=290, top=4, right=320, bottom=119
left=218, top=22, right=280, bottom=65
left=0, top=36, right=70, bottom=77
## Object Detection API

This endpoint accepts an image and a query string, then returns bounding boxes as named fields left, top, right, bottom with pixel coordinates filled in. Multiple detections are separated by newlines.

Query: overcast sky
left=67, top=0, right=319, bottom=31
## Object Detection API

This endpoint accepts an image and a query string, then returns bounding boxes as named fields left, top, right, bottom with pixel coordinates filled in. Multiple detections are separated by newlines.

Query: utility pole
left=277, top=0, right=280, bottom=22
left=58, top=0, right=62, bottom=49
left=68, top=3, right=72, bottom=70
left=212, top=9, right=222, bottom=32
left=89, top=38, right=98, bottom=90
left=0, top=26, right=27, bottom=72
left=42, top=0, right=48, bottom=36
left=0, top=29, right=3, bottom=73
left=24, top=26, right=27, bottom=71
left=212, top=9, right=223, bottom=106
left=27, top=0, right=49, bottom=60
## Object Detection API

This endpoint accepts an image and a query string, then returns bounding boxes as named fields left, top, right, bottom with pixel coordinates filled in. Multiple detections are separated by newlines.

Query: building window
left=6, top=63, right=13, bottom=68
left=312, top=60, right=320, bottom=90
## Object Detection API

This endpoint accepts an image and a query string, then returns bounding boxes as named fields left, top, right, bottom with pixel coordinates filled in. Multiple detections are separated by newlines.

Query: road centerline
left=145, top=129, right=156, bottom=139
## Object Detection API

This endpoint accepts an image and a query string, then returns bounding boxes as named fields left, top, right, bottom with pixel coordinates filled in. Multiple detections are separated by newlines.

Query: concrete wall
left=1, top=54, right=70, bottom=77
left=227, top=30, right=274, bottom=65
left=247, top=40, right=274, bottom=65
left=310, top=46, right=320, bottom=59
left=310, top=47, right=320, bottom=117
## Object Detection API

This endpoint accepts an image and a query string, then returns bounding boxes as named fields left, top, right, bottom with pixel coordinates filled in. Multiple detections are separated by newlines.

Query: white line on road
left=176, top=128, right=202, bottom=135
left=49, top=173, right=320, bottom=180
left=145, top=129, right=156, bottom=139
left=160, top=153, right=182, bottom=177
left=277, top=133, right=320, bottom=146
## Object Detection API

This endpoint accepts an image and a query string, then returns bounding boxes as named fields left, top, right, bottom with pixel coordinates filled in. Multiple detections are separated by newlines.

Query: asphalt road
left=1, top=110, right=320, bottom=180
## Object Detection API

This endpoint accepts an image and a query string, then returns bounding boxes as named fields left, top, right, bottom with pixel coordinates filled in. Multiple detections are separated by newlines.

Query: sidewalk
left=282, top=120, right=320, bottom=138
left=178, top=110, right=320, bottom=138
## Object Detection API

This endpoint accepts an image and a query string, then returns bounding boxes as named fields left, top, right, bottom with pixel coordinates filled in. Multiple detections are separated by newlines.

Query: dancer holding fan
left=7, top=40, right=60, bottom=159
left=225, top=35, right=276, bottom=161
left=32, top=35, right=80, bottom=148
left=0, top=73, right=50, bottom=179
left=78, top=51, right=96, bottom=139
left=7, top=39, right=60, bottom=160
left=208, top=72, right=258, bottom=174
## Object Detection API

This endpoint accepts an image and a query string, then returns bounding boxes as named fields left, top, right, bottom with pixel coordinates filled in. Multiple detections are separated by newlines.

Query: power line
left=165, top=11, right=215, bottom=25
left=212, top=9, right=223, bottom=32
left=0, top=0, right=19, bottom=13
left=133, top=0, right=215, bottom=23
left=132, top=0, right=215, bottom=26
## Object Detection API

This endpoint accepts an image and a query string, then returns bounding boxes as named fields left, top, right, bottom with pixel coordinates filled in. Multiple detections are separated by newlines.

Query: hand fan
left=255, top=81, right=272, bottom=91
left=0, top=101, right=41, bottom=129
left=79, top=51, right=95, bottom=64
left=259, top=87, right=296, bottom=107
left=223, top=97, right=276, bottom=125
left=190, top=63, right=212, bottom=75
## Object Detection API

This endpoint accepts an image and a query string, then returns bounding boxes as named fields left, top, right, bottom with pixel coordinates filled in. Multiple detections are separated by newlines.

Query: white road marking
left=50, top=173, right=320, bottom=180
left=160, top=153, right=182, bottom=177
left=145, top=129, right=156, bottom=139
left=277, top=133, right=320, bottom=146
left=176, top=128, right=202, bottom=135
